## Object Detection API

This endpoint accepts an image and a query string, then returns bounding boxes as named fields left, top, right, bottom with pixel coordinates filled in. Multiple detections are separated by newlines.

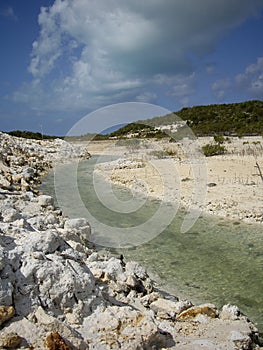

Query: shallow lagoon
left=40, top=157, right=263, bottom=331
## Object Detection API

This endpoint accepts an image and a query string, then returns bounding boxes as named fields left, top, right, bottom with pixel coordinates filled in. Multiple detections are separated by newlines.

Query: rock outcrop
left=0, top=132, right=262, bottom=349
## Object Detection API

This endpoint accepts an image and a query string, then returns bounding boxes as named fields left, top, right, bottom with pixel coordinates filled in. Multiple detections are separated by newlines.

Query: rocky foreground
left=0, top=132, right=262, bottom=349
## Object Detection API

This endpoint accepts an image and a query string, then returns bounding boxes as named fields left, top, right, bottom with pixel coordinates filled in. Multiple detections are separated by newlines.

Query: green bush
left=149, top=148, right=177, bottom=158
left=202, top=143, right=226, bottom=157
left=213, top=135, right=226, bottom=144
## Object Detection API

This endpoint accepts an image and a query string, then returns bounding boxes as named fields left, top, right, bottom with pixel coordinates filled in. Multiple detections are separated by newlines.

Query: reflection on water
left=40, top=157, right=263, bottom=331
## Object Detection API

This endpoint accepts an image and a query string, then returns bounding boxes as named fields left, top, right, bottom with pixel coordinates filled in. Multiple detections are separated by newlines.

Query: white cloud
left=212, top=79, right=231, bottom=100
left=169, top=73, right=196, bottom=98
left=136, top=92, right=157, bottom=103
left=236, top=57, right=263, bottom=97
left=14, top=0, right=263, bottom=112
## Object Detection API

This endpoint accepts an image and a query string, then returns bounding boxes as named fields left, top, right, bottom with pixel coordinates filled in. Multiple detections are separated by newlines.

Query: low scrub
left=202, top=143, right=226, bottom=157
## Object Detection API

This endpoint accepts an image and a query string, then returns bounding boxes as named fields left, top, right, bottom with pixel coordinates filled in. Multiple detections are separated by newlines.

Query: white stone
left=23, top=230, right=64, bottom=254
left=64, top=218, right=91, bottom=244
left=125, top=261, right=147, bottom=279
left=2, top=208, right=20, bottom=222
left=38, top=195, right=54, bottom=207
left=220, top=304, right=240, bottom=320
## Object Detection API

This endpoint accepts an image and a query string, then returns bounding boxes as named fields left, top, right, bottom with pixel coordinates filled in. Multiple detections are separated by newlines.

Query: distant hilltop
left=176, top=99, right=263, bottom=136
left=3, top=100, right=263, bottom=140
left=108, top=100, right=263, bottom=139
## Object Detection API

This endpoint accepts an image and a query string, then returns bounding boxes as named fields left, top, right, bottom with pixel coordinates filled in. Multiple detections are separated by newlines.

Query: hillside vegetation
left=7, top=130, right=58, bottom=140
left=147, top=100, right=263, bottom=136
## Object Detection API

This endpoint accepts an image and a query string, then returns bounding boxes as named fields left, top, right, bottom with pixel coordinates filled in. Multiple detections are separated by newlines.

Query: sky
left=0, top=0, right=263, bottom=136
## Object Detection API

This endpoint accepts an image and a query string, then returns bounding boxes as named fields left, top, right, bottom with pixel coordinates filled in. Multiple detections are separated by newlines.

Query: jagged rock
left=38, top=194, right=54, bottom=207
left=64, top=218, right=91, bottom=244
left=0, top=174, right=11, bottom=189
left=45, top=332, right=72, bottom=350
left=20, top=178, right=30, bottom=191
left=0, top=305, right=15, bottom=326
left=104, top=257, right=124, bottom=280
left=22, top=167, right=35, bottom=181
left=0, top=332, right=22, bottom=349
left=15, top=249, right=96, bottom=319
left=80, top=305, right=173, bottom=349
left=2, top=208, right=20, bottom=223
left=11, top=173, right=22, bottom=184
left=220, top=304, right=240, bottom=320
left=22, top=230, right=64, bottom=254
left=125, top=260, right=148, bottom=279
left=177, top=303, right=218, bottom=320
left=34, top=307, right=87, bottom=349
left=140, top=291, right=162, bottom=307
left=150, top=297, right=192, bottom=319
left=228, top=330, right=252, bottom=349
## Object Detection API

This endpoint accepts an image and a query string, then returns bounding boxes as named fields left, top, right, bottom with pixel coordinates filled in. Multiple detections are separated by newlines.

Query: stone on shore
left=177, top=303, right=218, bottom=320
left=0, top=306, right=15, bottom=326
left=64, top=218, right=91, bottom=245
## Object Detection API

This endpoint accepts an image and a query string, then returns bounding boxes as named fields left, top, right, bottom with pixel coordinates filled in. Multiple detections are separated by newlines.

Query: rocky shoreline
left=0, top=132, right=262, bottom=349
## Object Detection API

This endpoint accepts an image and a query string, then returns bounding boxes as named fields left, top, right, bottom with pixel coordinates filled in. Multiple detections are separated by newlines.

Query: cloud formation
left=14, top=0, right=263, bottom=112
left=236, top=56, right=263, bottom=98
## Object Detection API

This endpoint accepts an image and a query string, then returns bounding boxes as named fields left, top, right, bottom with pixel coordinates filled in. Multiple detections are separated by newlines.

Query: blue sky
left=0, top=0, right=263, bottom=135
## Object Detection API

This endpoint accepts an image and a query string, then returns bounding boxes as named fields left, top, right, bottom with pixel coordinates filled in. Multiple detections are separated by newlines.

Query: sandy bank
left=90, top=136, right=263, bottom=225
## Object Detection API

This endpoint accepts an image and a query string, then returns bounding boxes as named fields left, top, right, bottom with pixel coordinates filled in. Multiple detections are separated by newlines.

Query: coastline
left=0, top=132, right=262, bottom=349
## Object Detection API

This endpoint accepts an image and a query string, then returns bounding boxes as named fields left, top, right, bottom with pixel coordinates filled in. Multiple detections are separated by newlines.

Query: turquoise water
left=40, top=157, right=263, bottom=331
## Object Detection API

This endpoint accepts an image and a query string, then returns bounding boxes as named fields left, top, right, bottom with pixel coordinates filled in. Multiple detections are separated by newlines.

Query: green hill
left=7, top=130, right=57, bottom=140
left=145, top=100, right=263, bottom=136
left=106, top=100, right=263, bottom=139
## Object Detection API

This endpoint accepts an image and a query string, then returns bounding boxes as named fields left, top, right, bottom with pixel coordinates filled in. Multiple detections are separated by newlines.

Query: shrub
left=213, top=135, right=226, bottom=144
left=149, top=148, right=177, bottom=158
left=202, top=143, right=226, bottom=157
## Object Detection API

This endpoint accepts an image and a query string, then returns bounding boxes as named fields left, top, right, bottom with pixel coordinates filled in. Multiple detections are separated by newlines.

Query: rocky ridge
left=0, top=131, right=262, bottom=349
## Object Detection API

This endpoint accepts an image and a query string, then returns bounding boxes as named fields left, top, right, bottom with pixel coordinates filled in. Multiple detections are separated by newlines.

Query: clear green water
left=40, top=157, right=263, bottom=331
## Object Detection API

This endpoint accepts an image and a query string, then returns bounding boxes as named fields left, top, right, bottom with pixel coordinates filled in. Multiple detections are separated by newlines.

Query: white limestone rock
left=2, top=208, right=21, bottom=223
left=15, top=249, right=96, bottom=319
left=22, top=230, right=64, bottom=254
left=150, top=297, right=192, bottom=319
left=38, top=194, right=54, bottom=207
left=80, top=305, right=171, bottom=349
left=125, top=260, right=148, bottom=279
left=220, top=304, right=241, bottom=320
left=64, top=218, right=91, bottom=244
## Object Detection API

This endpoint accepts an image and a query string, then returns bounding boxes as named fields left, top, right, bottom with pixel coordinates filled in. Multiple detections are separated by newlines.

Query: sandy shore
left=89, top=136, right=263, bottom=224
